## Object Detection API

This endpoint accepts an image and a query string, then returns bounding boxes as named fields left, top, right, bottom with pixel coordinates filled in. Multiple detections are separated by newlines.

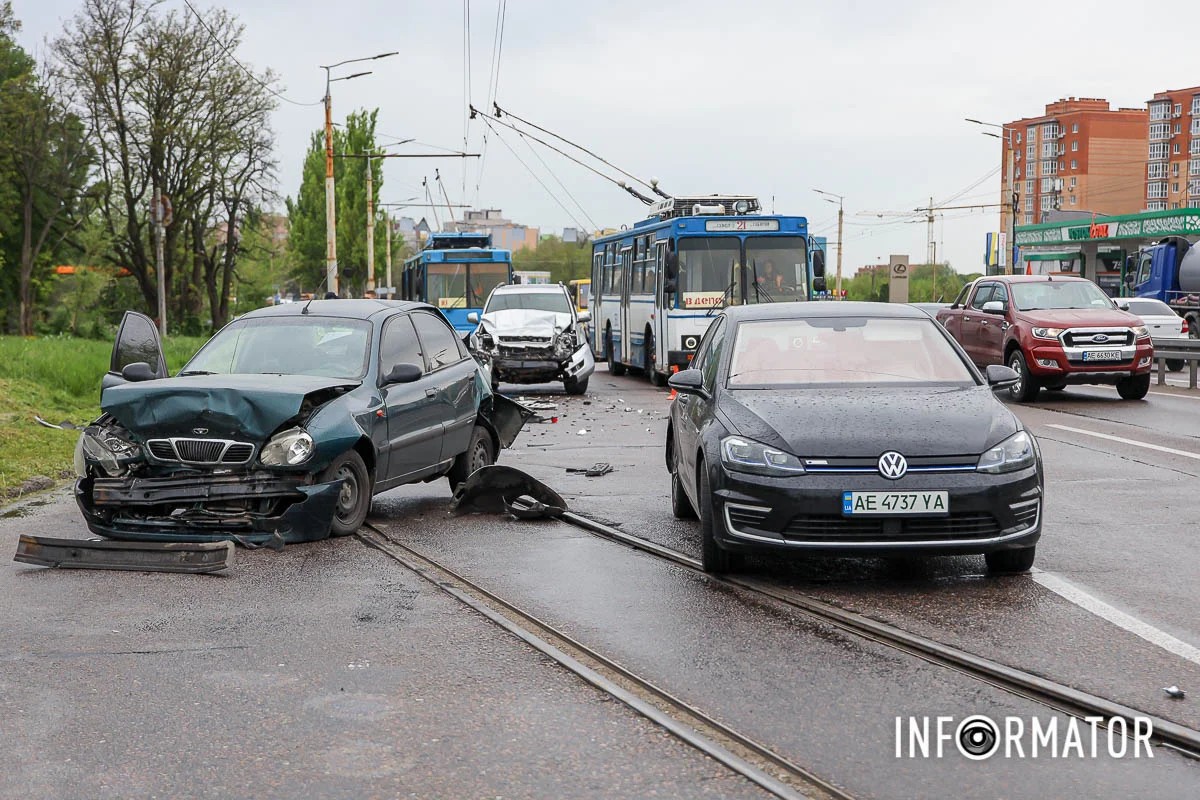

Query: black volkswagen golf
left=665, top=302, right=1043, bottom=575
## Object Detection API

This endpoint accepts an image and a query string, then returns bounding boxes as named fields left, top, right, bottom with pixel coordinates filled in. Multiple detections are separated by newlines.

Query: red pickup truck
left=936, top=275, right=1153, bottom=401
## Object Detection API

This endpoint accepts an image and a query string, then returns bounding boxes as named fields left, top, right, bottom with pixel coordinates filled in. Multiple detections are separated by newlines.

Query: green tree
left=512, top=235, right=591, bottom=284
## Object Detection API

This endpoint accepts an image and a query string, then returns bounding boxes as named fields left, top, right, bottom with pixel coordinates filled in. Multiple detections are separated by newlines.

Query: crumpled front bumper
left=75, top=473, right=342, bottom=546
left=491, top=344, right=595, bottom=384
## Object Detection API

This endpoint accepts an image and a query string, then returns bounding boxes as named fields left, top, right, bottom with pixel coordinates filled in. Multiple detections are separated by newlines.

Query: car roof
left=987, top=274, right=1091, bottom=284
left=491, top=284, right=566, bottom=293
left=722, top=301, right=930, bottom=322
left=238, top=299, right=430, bottom=321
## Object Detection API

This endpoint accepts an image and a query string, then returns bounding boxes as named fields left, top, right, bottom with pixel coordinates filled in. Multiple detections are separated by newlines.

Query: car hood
left=1013, top=308, right=1141, bottom=327
left=101, top=374, right=362, bottom=442
left=480, top=309, right=572, bottom=338
left=720, top=385, right=1018, bottom=458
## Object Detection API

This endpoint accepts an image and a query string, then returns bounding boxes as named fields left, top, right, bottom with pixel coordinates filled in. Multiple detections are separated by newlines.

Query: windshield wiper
left=177, top=370, right=215, bottom=376
left=707, top=280, right=736, bottom=317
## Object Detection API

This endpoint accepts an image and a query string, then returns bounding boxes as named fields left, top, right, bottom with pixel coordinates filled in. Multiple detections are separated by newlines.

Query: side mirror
left=467, top=311, right=480, bottom=324
left=121, top=361, right=159, bottom=382
left=812, top=249, right=826, bottom=278
left=813, top=276, right=827, bottom=293
left=985, top=364, right=1020, bottom=389
left=1115, top=299, right=1131, bottom=310
left=981, top=300, right=1007, bottom=315
left=667, top=368, right=706, bottom=397
left=383, top=362, right=423, bottom=385
left=576, top=311, right=591, bottom=324
left=1124, top=272, right=1136, bottom=287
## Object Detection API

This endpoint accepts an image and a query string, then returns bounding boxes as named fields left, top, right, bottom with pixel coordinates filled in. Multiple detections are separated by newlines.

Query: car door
left=675, top=317, right=726, bottom=490
left=410, top=310, right=478, bottom=464
left=975, top=282, right=1010, bottom=365
left=379, top=313, right=445, bottom=483
left=960, top=283, right=996, bottom=365
left=937, top=283, right=973, bottom=342
left=103, top=311, right=169, bottom=392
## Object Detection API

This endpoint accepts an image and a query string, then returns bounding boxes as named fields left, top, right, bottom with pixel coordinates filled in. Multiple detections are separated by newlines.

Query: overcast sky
left=13, top=0, right=1199, bottom=276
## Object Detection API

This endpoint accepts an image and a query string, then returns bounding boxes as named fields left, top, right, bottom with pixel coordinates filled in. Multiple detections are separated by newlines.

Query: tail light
left=1183, top=318, right=1190, bottom=334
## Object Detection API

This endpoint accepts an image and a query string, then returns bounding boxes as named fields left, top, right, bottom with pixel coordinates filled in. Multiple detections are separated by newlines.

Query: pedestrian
left=324, top=291, right=339, bottom=299
left=363, top=289, right=377, bottom=300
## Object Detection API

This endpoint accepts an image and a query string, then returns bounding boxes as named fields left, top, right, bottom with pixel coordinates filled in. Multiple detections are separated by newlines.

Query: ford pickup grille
left=1061, top=328, right=1134, bottom=347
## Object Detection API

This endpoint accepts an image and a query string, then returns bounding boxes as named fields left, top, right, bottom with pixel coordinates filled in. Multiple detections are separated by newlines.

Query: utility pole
left=365, top=153, right=375, bottom=293
left=385, top=213, right=393, bottom=299
left=926, top=196, right=936, bottom=298
left=152, top=185, right=166, bottom=336
left=813, top=189, right=845, bottom=296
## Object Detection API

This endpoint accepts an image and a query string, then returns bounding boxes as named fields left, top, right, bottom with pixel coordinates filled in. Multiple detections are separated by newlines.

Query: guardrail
left=1152, top=336, right=1200, bottom=388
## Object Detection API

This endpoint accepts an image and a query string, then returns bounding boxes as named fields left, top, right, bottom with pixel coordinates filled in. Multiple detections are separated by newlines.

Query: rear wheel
left=320, top=450, right=372, bottom=537
left=1116, top=372, right=1150, bottom=400
left=646, top=329, right=667, bottom=386
left=1006, top=350, right=1040, bottom=402
left=447, top=425, right=495, bottom=489
left=985, top=546, right=1036, bottom=574
left=606, top=328, right=626, bottom=376
left=564, top=375, right=589, bottom=395
left=698, top=462, right=738, bottom=574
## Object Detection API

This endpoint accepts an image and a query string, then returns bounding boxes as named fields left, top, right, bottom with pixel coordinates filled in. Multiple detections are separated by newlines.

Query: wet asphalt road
left=3, top=367, right=1200, bottom=797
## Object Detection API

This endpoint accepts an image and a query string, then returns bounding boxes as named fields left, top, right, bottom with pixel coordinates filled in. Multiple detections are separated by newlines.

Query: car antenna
left=301, top=295, right=316, bottom=315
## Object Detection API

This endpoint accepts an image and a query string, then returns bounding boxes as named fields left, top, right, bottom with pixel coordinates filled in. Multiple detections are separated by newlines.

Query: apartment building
left=448, top=208, right=540, bottom=252
left=1002, top=98, right=1147, bottom=225
left=1145, top=86, right=1200, bottom=210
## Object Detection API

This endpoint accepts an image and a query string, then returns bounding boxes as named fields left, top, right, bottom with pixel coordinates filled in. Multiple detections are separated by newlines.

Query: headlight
left=260, top=427, right=314, bottom=466
left=1132, top=325, right=1150, bottom=339
left=721, top=436, right=806, bottom=476
left=554, top=330, right=577, bottom=357
left=977, top=431, right=1037, bottom=474
left=1031, top=327, right=1064, bottom=340
left=78, top=426, right=142, bottom=477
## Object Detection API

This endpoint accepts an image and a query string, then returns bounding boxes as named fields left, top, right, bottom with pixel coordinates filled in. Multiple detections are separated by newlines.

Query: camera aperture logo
left=895, top=715, right=1154, bottom=760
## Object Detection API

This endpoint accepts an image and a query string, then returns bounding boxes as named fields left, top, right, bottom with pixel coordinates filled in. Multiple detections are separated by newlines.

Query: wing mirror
left=383, top=362, right=423, bottom=385
left=576, top=311, right=591, bottom=324
left=121, top=362, right=159, bottom=382
left=813, top=276, right=827, bottom=293
left=667, top=368, right=707, bottom=397
left=812, top=248, right=826, bottom=278
left=467, top=311, right=480, bottom=324
left=1115, top=298, right=1131, bottom=310
left=985, top=364, right=1020, bottom=390
left=981, top=300, right=1007, bottom=315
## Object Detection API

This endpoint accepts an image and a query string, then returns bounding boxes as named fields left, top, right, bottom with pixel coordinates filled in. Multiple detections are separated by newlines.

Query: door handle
left=963, top=316, right=973, bottom=322
left=980, top=320, right=988, bottom=326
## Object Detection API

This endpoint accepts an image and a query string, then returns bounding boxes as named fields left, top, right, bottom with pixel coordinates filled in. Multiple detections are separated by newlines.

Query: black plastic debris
left=1163, top=685, right=1186, bottom=700
left=14, top=534, right=234, bottom=574
left=566, top=462, right=613, bottom=477
left=34, top=416, right=82, bottom=430
left=450, top=465, right=567, bottom=519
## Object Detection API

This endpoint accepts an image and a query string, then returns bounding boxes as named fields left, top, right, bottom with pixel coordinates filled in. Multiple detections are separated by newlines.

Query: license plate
left=842, top=491, right=948, bottom=516
left=1080, top=350, right=1123, bottom=362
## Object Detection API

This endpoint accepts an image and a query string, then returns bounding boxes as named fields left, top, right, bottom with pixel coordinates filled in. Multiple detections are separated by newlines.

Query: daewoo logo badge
left=192, top=427, right=209, bottom=435
left=1091, top=334, right=1110, bottom=344
left=878, top=451, right=908, bottom=480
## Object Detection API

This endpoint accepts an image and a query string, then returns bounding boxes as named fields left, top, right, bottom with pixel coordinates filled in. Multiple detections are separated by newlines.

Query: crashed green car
left=75, top=301, right=530, bottom=545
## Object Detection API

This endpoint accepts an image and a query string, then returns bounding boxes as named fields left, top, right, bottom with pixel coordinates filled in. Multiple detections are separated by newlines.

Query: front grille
left=498, top=345, right=555, bottom=360
left=500, top=335, right=552, bottom=344
left=779, top=512, right=1002, bottom=542
left=146, top=438, right=255, bottom=465
left=1062, top=328, right=1134, bottom=347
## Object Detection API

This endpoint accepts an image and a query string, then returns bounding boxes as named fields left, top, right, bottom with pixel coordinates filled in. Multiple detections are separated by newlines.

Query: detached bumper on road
left=75, top=474, right=341, bottom=545
left=712, top=467, right=1042, bottom=557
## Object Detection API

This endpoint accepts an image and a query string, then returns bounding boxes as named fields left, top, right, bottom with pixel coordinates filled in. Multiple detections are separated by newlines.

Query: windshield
left=1010, top=280, right=1114, bottom=310
left=426, top=261, right=511, bottom=308
left=745, top=237, right=808, bottom=303
left=728, top=317, right=975, bottom=387
left=677, top=238, right=742, bottom=308
left=486, top=290, right=572, bottom=314
left=1126, top=299, right=1174, bottom=316
left=470, top=263, right=511, bottom=306
left=183, top=317, right=372, bottom=379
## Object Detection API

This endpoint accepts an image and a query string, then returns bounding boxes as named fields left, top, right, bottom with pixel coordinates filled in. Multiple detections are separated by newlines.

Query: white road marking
left=1150, top=391, right=1200, bottom=401
left=1031, top=569, right=1200, bottom=667
left=1044, top=423, right=1200, bottom=461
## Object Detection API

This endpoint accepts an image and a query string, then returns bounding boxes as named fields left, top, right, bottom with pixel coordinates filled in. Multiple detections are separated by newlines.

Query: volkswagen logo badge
left=1091, top=334, right=1110, bottom=344
left=877, top=451, right=908, bottom=480
left=192, top=427, right=209, bottom=435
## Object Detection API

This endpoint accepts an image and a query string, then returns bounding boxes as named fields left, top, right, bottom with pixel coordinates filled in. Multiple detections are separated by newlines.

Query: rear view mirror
left=981, top=300, right=1007, bottom=315
left=812, top=249, right=826, bottom=278
left=467, top=312, right=480, bottom=324
left=576, top=311, right=591, bottom=324
left=383, top=362, right=423, bottom=385
left=1115, top=299, right=1131, bottom=310
left=985, top=364, right=1019, bottom=389
left=121, top=362, right=159, bottom=382
left=667, top=368, right=706, bottom=396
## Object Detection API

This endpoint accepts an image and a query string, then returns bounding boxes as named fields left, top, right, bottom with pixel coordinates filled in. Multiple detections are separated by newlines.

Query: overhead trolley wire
left=480, top=118, right=589, bottom=232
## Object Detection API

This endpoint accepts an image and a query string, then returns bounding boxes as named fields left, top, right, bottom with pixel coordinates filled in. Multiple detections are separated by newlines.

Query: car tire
left=645, top=329, right=666, bottom=386
left=1116, top=373, right=1151, bottom=400
left=564, top=375, right=589, bottom=395
left=1166, top=359, right=1184, bottom=373
left=1044, top=383, right=1066, bottom=392
left=606, top=329, right=626, bottom=376
left=698, top=462, right=737, bottom=574
left=671, top=469, right=696, bottom=519
left=1007, top=351, right=1039, bottom=402
left=320, top=450, right=372, bottom=537
left=448, top=425, right=495, bottom=489
left=985, top=546, right=1036, bottom=574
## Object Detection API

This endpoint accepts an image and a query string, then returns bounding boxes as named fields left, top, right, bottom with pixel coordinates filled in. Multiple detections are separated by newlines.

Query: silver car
left=468, top=283, right=596, bottom=394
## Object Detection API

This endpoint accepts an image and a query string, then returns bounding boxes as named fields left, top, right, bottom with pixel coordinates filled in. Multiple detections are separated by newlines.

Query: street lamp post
left=966, top=118, right=1018, bottom=275
left=320, top=51, right=397, bottom=295
left=813, top=189, right=845, bottom=296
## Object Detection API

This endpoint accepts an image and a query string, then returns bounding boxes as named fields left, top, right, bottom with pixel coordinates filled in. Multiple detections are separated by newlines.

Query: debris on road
left=13, top=534, right=235, bottom=574
left=450, top=465, right=567, bottom=519
left=566, top=463, right=613, bottom=477
left=529, top=415, right=559, bottom=424
left=577, top=429, right=588, bottom=435
left=1163, top=685, right=1187, bottom=699
left=34, top=416, right=82, bottom=430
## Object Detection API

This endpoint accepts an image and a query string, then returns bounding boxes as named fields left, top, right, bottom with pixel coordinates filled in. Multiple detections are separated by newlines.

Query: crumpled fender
left=449, top=465, right=566, bottom=517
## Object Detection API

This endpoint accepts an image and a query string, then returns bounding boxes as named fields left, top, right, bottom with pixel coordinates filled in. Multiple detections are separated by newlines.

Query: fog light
left=1035, top=358, right=1059, bottom=369
left=1138, top=356, right=1152, bottom=367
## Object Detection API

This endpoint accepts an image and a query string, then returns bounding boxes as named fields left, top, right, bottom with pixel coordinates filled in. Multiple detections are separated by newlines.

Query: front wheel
left=1116, top=372, right=1150, bottom=400
left=564, top=375, right=589, bottom=395
left=606, top=329, right=626, bottom=377
left=671, top=469, right=696, bottom=520
left=985, top=546, right=1036, bottom=574
left=1007, top=351, right=1040, bottom=402
left=320, top=450, right=373, bottom=537
left=447, top=425, right=496, bottom=489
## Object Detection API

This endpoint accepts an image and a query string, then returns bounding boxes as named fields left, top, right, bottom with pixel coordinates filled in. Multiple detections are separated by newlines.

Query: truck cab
left=1130, top=236, right=1200, bottom=337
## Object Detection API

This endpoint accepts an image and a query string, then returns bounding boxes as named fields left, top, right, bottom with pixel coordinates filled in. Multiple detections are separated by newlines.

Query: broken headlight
left=260, top=427, right=314, bottom=467
left=554, top=330, right=577, bottom=359
left=78, top=426, right=142, bottom=477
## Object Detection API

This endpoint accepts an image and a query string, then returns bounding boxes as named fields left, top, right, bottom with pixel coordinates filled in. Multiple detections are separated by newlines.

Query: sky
left=13, top=0, right=1200, bottom=277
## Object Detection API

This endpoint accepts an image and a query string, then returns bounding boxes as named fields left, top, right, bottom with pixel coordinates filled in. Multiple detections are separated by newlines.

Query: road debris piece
left=14, top=534, right=234, bottom=574
left=529, top=415, right=559, bottom=424
left=566, top=463, right=613, bottom=477
left=577, top=428, right=588, bottom=435
left=518, top=400, right=559, bottom=411
left=450, top=465, right=567, bottom=519
left=1163, top=685, right=1187, bottom=699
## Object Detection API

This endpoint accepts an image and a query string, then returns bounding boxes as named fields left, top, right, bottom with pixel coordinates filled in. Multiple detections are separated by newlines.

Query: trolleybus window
left=745, top=237, right=808, bottom=302
left=678, top=238, right=741, bottom=308
left=469, top=262, right=511, bottom=306
left=428, top=263, right=468, bottom=309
